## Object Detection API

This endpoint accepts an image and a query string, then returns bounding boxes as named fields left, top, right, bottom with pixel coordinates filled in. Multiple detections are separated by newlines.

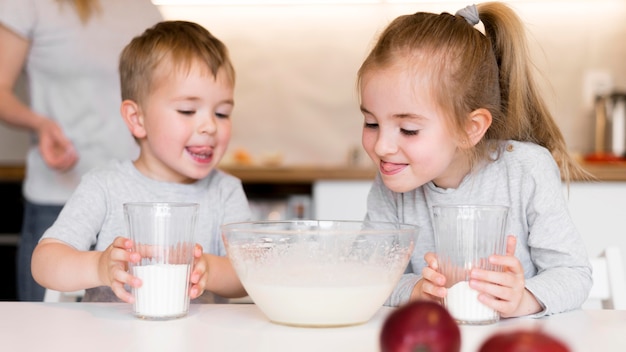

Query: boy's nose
left=198, top=115, right=217, bottom=134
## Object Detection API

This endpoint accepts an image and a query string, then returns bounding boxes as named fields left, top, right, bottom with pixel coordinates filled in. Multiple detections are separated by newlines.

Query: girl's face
left=132, top=64, right=233, bottom=183
left=360, top=64, right=469, bottom=192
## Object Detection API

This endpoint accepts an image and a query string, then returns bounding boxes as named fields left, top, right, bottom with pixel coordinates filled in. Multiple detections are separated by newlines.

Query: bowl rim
left=221, top=219, right=419, bottom=235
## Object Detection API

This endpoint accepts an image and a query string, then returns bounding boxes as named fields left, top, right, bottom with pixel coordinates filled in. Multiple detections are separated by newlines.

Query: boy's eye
left=177, top=110, right=195, bottom=116
left=215, top=112, right=230, bottom=119
left=401, top=129, right=418, bottom=136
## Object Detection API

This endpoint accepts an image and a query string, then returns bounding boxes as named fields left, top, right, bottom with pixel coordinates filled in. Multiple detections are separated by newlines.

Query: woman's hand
left=37, top=118, right=78, bottom=171
left=98, top=236, right=141, bottom=303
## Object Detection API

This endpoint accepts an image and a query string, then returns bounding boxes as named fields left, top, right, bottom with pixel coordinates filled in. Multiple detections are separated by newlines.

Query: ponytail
left=478, top=2, right=589, bottom=182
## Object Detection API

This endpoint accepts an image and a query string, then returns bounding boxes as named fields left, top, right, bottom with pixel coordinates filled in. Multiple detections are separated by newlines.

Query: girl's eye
left=401, top=129, right=418, bottom=136
left=364, top=122, right=378, bottom=129
left=215, top=112, right=230, bottom=119
left=177, top=110, right=195, bottom=116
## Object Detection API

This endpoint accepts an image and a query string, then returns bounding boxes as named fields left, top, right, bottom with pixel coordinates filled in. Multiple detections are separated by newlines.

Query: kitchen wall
left=2, top=0, right=626, bottom=165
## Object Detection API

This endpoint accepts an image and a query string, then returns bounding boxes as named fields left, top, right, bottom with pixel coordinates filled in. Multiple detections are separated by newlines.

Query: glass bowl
left=222, top=220, right=418, bottom=327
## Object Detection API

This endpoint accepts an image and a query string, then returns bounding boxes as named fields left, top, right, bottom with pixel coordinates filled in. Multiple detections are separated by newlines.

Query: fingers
left=505, top=235, right=517, bottom=256
left=424, top=251, right=439, bottom=271
left=418, top=266, right=447, bottom=299
left=39, top=123, right=78, bottom=171
left=189, top=248, right=207, bottom=299
left=194, top=244, right=203, bottom=258
left=469, top=254, right=526, bottom=315
left=189, top=271, right=208, bottom=299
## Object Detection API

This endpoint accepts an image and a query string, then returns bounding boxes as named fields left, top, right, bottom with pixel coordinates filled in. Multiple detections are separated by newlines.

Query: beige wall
left=2, top=0, right=626, bottom=165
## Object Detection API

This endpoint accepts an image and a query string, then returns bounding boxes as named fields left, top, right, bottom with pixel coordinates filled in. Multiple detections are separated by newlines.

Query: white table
left=0, top=302, right=624, bottom=352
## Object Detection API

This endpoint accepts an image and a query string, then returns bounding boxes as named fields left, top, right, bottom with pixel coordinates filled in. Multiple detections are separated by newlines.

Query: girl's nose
left=374, top=130, right=398, bottom=156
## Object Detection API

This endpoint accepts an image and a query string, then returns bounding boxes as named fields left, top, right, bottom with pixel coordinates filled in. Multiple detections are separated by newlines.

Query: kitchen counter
left=0, top=302, right=624, bottom=352
left=0, top=162, right=624, bottom=182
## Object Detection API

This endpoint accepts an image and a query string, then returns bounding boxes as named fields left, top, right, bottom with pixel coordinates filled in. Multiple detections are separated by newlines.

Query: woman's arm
left=0, top=24, right=44, bottom=130
left=0, top=24, right=77, bottom=170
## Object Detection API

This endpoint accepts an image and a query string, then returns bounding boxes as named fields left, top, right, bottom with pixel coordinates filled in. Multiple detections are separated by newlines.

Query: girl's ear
left=465, top=108, right=492, bottom=147
left=120, top=100, right=147, bottom=139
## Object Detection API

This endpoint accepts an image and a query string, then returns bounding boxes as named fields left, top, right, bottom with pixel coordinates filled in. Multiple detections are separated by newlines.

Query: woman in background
left=0, top=0, right=162, bottom=301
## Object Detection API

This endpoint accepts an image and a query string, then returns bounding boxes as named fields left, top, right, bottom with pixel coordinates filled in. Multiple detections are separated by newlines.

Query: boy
left=31, top=21, right=250, bottom=303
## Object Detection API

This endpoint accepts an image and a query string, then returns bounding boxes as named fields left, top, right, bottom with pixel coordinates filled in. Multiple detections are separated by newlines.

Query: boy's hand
left=189, top=244, right=208, bottom=299
left=411, top=251, right=446, bottom=302
left=98, top=236, right=141, bottom=303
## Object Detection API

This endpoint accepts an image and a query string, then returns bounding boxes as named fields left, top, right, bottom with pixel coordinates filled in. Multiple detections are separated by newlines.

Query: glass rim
left=123, top=202, right=199, bottom=209
left=431, top=204, right=509, bottom=211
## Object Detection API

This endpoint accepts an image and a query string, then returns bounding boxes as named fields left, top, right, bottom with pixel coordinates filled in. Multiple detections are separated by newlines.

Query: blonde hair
left=119, top=20, right=235, bottom=107
left=56, top=0, right=100, bottom=24
left=358, top=2, right=587, bottom=183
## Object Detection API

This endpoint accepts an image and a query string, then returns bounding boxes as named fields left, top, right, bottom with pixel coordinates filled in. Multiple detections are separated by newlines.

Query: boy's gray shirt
left=365, top=140, right=592, bottom=316
left=41, top=159, right=251, bottom=302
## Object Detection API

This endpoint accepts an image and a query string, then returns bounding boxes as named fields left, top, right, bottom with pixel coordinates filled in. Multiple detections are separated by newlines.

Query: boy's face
left=132, top=64, right=234, bottom=183
left=360, top=63, right=468, bottom=191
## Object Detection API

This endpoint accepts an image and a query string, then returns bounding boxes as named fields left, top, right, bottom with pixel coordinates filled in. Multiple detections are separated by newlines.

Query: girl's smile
left=360, top=63, right=468, bottom=192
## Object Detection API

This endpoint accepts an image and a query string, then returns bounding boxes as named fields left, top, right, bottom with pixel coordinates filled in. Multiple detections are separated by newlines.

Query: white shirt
left=0, top=0, right=163, bottom=204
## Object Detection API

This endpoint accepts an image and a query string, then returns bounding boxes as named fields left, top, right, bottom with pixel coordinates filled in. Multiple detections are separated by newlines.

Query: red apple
left=380, top=300, right=461, bottom=352
left=478, top=329, right=570, bottom=352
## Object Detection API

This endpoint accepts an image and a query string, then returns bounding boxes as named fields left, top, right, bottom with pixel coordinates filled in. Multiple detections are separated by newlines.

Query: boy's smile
left=126, top=63, right=234, bottom=184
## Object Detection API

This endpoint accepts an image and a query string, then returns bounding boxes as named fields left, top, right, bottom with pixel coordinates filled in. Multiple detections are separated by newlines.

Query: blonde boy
left=32, top=21, right=250, bottom=303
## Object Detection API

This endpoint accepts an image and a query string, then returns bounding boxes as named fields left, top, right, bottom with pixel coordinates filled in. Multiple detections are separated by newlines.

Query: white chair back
left=584, top=246, right=626, bottom=309
left=43, top=289, right=85, bottom=303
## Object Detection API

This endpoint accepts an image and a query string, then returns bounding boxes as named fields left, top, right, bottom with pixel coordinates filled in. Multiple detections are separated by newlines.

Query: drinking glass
left=124, top=202, right=198, bottom=320
left=432, top=204, right=509, bottom=325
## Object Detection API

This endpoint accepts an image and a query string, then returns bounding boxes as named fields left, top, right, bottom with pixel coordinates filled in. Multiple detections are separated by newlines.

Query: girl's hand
left=411, top=251, right=447, bottom=302
left=98, top=236, right=141, bottom=303
left=189, top=244, right=208, bottom=299
left=469, top=235, right=540, bottom=317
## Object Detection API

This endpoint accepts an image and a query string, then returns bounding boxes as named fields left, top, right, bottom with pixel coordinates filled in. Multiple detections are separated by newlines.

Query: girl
left=358, top=2, right=591, bottom=317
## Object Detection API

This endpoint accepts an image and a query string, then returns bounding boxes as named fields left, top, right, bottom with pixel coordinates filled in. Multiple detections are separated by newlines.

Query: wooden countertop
left=0, top=162, right=624, bottom=183
left=0, top=164, right=377, bottom=183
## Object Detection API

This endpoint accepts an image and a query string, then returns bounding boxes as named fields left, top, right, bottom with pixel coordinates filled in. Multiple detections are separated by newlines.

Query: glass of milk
left=124, top=202, right=198, bottom=320
left=432, top=205, right=509, bottom=325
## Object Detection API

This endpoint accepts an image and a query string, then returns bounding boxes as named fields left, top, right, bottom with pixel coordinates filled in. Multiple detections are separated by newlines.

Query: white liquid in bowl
left=245, top=283, right=392, bottom=327
left=132, top=264, right=191, bottom=319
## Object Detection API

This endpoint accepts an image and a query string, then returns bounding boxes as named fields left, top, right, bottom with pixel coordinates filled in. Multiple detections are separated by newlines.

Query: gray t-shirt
left=365, top=140, right=592, bottom=316
left=42, top=160, right=252, bottom=302
left=0, top=0, right=163, bottom=204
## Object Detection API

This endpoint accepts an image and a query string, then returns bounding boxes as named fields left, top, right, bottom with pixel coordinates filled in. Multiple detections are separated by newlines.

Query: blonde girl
left=358, top=2, right=591, bottom=317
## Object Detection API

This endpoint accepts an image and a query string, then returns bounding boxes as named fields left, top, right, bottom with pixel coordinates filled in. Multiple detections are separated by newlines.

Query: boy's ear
left=465, top=108, right=492, bottom=147
left=120, top=100, right=147, bottom=138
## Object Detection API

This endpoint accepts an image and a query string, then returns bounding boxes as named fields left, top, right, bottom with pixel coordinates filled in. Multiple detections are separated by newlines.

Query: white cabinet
left=566, top=182, right=626, bottom=264
left=312, top=180, right=372, bottom=221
